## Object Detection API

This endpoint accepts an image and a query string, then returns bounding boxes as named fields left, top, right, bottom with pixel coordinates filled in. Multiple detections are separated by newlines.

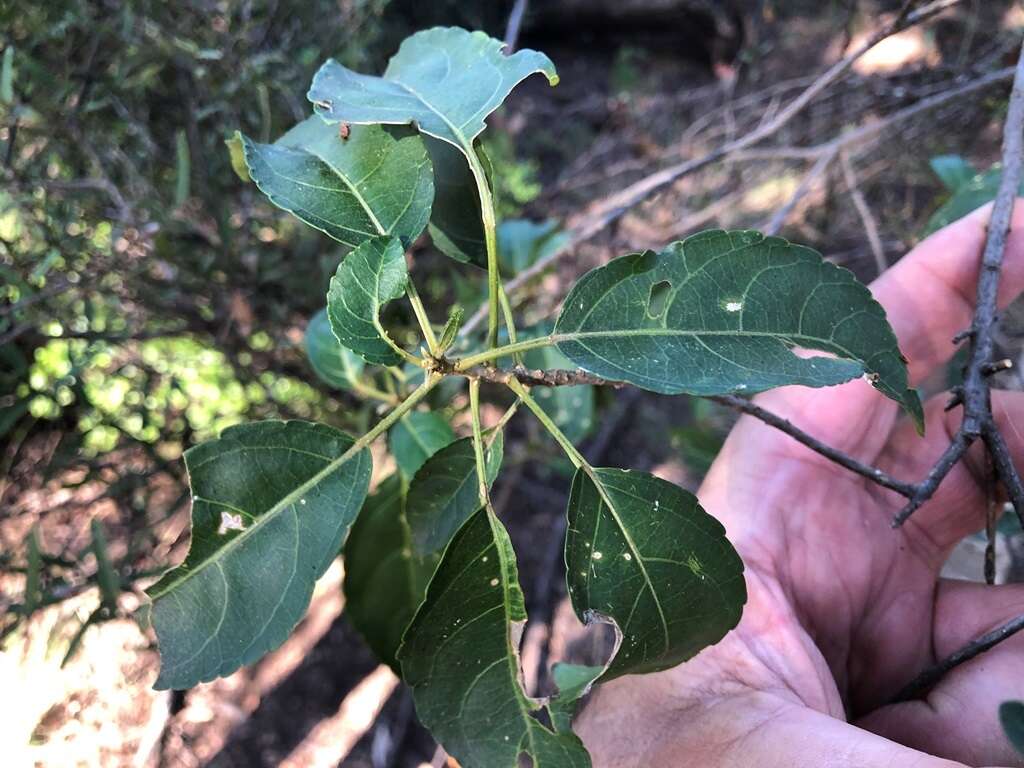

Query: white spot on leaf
left=217, top=511, right=246, bottom=535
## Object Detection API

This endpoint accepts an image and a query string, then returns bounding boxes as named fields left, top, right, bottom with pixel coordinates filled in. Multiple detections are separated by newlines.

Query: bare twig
left=894, top=40, right=1024, bottom=528
left=762, top=145, right=839, bottom=236
left=839, top=150, right=888, bottom=274
left=460, top=0, right=963, bottom=337
left=504, top=0, right=529, bottom=52
left=711, top=394, right=917, bottom=497
left=892, top=612, right=1024, bottom=702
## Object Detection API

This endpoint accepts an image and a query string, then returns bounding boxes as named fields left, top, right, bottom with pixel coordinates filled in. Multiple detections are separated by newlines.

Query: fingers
left=857, top=580, right=1024, bottom=767
left=871, top=200, right=1024, bottom=385
left=877, top=390, right=1024, bottom=562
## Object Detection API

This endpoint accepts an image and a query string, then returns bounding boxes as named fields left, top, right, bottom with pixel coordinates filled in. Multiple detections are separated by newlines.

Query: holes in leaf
left=647, top=280, right=672, bottom=318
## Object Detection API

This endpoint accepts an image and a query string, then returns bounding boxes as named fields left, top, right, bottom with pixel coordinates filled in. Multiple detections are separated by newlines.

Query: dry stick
left=460, top=0, right=962, bottom=337
left=504, top=0, right=529, bottom=51
left=839, top=149, right=888, bottom=275
left=762, top=145, right=839, bottom=236
left=893, top=613, right=1024, bottom=702
left=893, top=39, right=1024, bottom=528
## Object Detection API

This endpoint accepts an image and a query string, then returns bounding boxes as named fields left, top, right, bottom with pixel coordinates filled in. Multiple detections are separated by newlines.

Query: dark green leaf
left=406, top=434, right=503, bottom=556
left=308, top=27, right=557, bottom=160
left=326, top=236, right=408, bottom=366
left=1001, top=700, right=1024, bottom=756
left=426, top=137, right=487, bottom=267
left=498, top=219, right=569, bottom=276
left=389, top=410, right=456, bottom=480
left=565, top=467, right=746, bottom=679
left=343, top=474, right=418, bottom=670
left=147, top=420, right=372, bottom=689
left=554, top=230, right=922, bottom=427
left=929, top=154, right=976, bottom=192
left=23, top=526, right=41, bottom=617
left=400, top=509, right=591, bottom=768
left=924, top=163, right=1024, bottom=236
left=304, top=307, right=366, bottom=391
left=242, top=117, right=433, bottom=248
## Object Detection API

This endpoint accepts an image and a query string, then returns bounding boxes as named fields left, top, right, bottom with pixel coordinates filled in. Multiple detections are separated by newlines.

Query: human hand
left=576, top=205, right=1024, bottom=767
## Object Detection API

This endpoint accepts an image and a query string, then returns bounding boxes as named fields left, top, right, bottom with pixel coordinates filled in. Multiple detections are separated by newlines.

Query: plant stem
left=505, top=376, right=586, bottom=470
left=405, top=281, right=439, bottom=355
left=497, top=283, right=522, bottom=365
left=348, top=378, right=400, bottom=406
left=455, top=336, right=554, bottom=370
left=469, top=379, right=490, bottom=504
left=466, top=147, right=503, bottom=350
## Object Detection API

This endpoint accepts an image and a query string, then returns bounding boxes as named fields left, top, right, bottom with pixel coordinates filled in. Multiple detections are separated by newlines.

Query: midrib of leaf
left=579, top=467, right=670, bottom=654
left=486, top=508, right=544, bottom=755
left=388, top=75, right=473, bottom=158
left=149, top=377, right=439, bottom=600
left=305, top=146, right=388, bottom=236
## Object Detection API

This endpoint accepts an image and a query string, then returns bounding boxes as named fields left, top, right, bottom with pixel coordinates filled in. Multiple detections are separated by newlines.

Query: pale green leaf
left=242, top=117, right=433, bottom=248
left=929, top=154, right=976, bottom=192
left=924, top=163, right=1024, bottom=236
left=406, top=434, right=503, bottom=556
left=90, top=519, right=120, bottom=609
left=498, top=219, right=570, bottom=276
left=400, top=509, right=591, bottom=768
left=224, top=131, right=250, bottom=182
left=304, top=307, right=366, bottom=391
left=174, top=129, right=191, bottom=207
left=327, top=236, right=408, bottom=366
left=1, top=46, right=15, bottom=105
left=550, top=663, right=604, bottom=734
left=343, top=474, right=418, bottom=670
left=1001, top=701, right=1024, bottom=756
left=147, top=420, right=372, bottom=689
left=308, top=27, right=557, bottom=160
left=389, top=410, right=456, bottom=480
left=566, top=467, right=746, bottom=679
left=554, top=230, right=922, bottom=427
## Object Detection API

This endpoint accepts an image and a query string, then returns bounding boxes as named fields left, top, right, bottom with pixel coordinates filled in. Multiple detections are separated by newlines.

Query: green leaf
left=406, top=434, right=504, bottom=556
left=1, top=46, right=14, bottom=105
left=554, top=230, right=922, bottom=427
left=550, top=663, right=604, bottom=734
left=242, top=117, right=433, bottom=248
left=565, top=467, right=746, bottom=679
left=929, top=154, right=976, bottom=191
left=438, top=304, right=465, bottom=353
left=521, top=324, right=595, bottom=444
left=498, top=219, right=570, bottom=276
left=146, top=420, right=372, bottom=689
left=924, top=163, right=1024, bottom=236
left=224, top=131, right=251, bottom=182
left=389, top=410, right=456, bottom=480
left=425, top=137, right=487, bottom=267
left=326, top=236, right=408, bottom=366
left=343, top=474, right=418, bottom=670
left=23, top=526, right=41, bottom=617
left=1001, top=700, right=1024, bottom=756
left=174, top=129, right=191, bottom=207
left=308, top=27, right=557, bottom=162
left=304, top=307, right=366, bottom=391
left=399, top=509, right=591, bottom=768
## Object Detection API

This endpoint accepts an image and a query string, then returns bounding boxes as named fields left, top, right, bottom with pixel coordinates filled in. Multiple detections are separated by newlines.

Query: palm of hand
left=578, top=206, right=1024, bottom=767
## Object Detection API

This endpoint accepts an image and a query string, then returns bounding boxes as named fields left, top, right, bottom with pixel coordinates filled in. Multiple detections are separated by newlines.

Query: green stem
left=405, top=281, right=439, bottom=355
left=469, top=379, right=491, bottom=504
left=497, top=284, right=522, bottom=365
left=349, top=378, right=400, bottom=406
left=504, top=377, right=587, bottom=470
left=455, top=336, right=554, bottom=370
left=466, top=148, right=502, bottom=350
